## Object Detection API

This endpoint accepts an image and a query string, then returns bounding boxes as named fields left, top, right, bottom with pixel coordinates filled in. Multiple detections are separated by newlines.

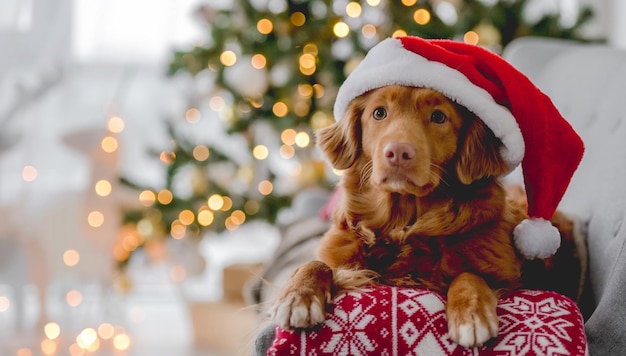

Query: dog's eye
left=373, top=107, right=387, bottom=120
left=430, top=110, right=448, bottom=124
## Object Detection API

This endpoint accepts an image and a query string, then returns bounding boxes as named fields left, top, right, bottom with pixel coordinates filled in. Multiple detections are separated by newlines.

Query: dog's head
left=317, top=85, right=508, bottom=196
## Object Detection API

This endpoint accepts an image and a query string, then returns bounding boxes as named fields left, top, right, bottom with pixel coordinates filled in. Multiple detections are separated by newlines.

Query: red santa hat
left=333, top=36, right=584, bottom=260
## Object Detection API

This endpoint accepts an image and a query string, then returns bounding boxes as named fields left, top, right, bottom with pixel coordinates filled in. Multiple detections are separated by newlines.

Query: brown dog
left=270, top=85, right=531, bottom=347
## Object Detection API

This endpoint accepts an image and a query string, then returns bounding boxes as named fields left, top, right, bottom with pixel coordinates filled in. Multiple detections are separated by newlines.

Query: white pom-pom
left=513, top=218, right=561, bottom=260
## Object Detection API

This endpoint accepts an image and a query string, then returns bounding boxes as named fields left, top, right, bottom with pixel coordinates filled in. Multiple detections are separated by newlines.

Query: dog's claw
left=271, top=290, right=327, bottom=330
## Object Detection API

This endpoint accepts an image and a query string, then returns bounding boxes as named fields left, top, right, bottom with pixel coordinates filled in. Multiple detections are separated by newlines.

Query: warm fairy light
left=88, top=211, right=104, bottom=227
left=294, top=101, right=309, bottom=117
left=464, top=30, right=480, bottom=45
left=0, top=296, right=9, bottom=312
left=207, top=194, right=224, bottom=210
left=139, top=190, right=156, bottom=206
left=179, top=210, right=195, bottom=225
left=197, top=209, right=214, bottom=226
left=136, top=219, right=154, bottom=238
left=312, top=84, right=325, bottom=99
left=101, top=136, right=118, bottom=153
left=22, top=165, right=37, bottom=181
left=41, top=338, right=56, bottom=355
left=295, top=132, right=311, bottom=147
left=279, top=144, right=295, bottom=159
left=257, top=18, right=273, bottom=34
left=290, top=12, right=306, bottom=26
left=402, top=0, right=417, bottom=6
left=17, top=348, right=32, bottom=356
left=157, top=189, right=174, bottom=205
left=209, top=96, right=226, bottom=111
left=333, top=21, right=350, bottom=38
left=44, top=322, right=61, bottom=340
left=170, top=221, right=186, bottom=239
left=362, top=24, right=377, bottom=38
left=281, top=129, right=296, bottom=145
left=252, top=145, right=269, bottom=160
left=63, top=249, right=80, bottom=267
left=185, top=108, right=201, bottom=123
left=272, top=102, right=288, bottom=117
left=107, top=116, right=125, bottom=133
left=366, top=0, right=381, bottom=6
left=251, top=54, right=267, bottom=69
left=220, top=50, right=237, bottom=66
left=258, top=180, right=273, bottom=195
left=76, top=328, right=98, bottom=349
left=297, top=84, right=313, bottom=98
left=311, top=111, right=333, bottom=129
left=244, top=200, right=260, bottom=215
left=346, top=2, right=362, bottom=17
left=392, top=29, right=408, bottom=38
left=230, top=210, right=246, bottom=225
left=414, top=9, right=431, bottom=25
left=68, top=343, right=83, bottom=356
left=299, top=53, right=316, bottom=70
left=95, top=179, right=112, bottom=197
left=113, top=333, right=131, bottom=351
left=224, top=217, right=238, bottom=231
left=303, top=43, right=318, bottom=55
left=66, top=290, right=83, bottom=307
left=98, top=323, right=115, bottom=340
left=221, top=196, right=233, bottom=211
left=160, top=151, right=176, bottom=165
left=192, top=145, right=210, bottom=161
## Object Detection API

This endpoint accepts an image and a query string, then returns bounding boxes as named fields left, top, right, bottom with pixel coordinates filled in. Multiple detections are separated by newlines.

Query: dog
left=270, top=85, right=547, bottom=347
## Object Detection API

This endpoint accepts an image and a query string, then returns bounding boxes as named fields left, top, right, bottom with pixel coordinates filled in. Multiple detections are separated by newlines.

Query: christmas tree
left=117, top=0, right=593, bottom=270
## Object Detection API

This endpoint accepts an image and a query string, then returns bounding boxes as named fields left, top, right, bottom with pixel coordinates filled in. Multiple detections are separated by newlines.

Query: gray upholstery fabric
left=503, top=37, right=626, bottom=356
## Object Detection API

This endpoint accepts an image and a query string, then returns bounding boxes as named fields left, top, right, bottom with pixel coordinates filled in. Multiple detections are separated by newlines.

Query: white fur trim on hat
left=513, top=218, right=561, bottom=260
left=333, top=38, right=525, bottom=171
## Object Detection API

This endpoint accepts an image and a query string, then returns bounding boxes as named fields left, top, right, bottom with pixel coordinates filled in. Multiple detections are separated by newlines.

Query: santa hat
left=334, top=36, right=584, bottom=260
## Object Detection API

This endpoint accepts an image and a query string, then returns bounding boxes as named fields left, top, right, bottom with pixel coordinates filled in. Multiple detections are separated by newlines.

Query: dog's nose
left=383, top=142, right=416, bottom=166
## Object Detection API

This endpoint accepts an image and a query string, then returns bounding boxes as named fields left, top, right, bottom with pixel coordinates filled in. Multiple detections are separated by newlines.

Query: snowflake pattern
left=269, top=288, right=587, bottom=356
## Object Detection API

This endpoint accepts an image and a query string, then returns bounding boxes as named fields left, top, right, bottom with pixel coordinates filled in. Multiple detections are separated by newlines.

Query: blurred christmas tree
left=116, top=0, right=593, bottom=270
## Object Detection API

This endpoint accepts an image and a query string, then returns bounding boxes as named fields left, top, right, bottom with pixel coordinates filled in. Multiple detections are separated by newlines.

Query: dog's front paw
left=270, top=287, right=329, bottom=330
left=447, top=301, right=499, bottom=347
left=269, top=260, right=333, bottom=330
left=446, top=272, right=499, bottom=347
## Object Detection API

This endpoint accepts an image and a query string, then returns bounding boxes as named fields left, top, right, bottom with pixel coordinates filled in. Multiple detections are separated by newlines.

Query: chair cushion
left=268, top=286, right=587, bottom=355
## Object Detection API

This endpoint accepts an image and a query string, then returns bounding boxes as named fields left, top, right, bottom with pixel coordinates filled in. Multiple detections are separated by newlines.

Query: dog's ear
left=456, top=117, right=508, bottom=185
left=316, top=101, right=363, bottom=170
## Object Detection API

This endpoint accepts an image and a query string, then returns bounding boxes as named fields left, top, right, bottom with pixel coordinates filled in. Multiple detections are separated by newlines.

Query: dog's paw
left=447, top=301, right=499, bottom=347
left=270, top=288, right=329, bottom=330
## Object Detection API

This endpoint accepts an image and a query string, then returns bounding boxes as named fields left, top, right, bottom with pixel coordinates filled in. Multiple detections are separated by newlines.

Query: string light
left=414, top=9, right=431, bottom=25
left=290, top=12, right=306, bottom=26
left=258, top=180, right=273, bottom=195
left=178, top=210, right=195, bottom=225
left=362, top=24, right=377, bottom=38
left=107, top=116, right=125, bottom=133
left=40, top=339, right=56, bottom=355
left=87, top=211, right=104, bottom=227
left=208, top=194, right=224, bottom=210
left=402, top=0, right=417, bottom=6
left=219, top=50, right=237, bottom=66
left=252, top=145, right=269, bottom=160
left=209, top=96, right=226, bottom=111
left=294, top=132, right=311, bottom=147
left=101, top=136, right=118, bottom=153
left=303, top=43, right=318, bottom=55
left=22, top=165, right=37, bottom=181
left=171, top=220, right=186, bottom=239
left=159, top=151, right=176, bottom=165
left=251, top=54, right=267, bottom=69
left=244, top=200, right=260, bottom=215
left=279, top=144, right=295, bottom=159
left=221, top=196, right=233, bottom=211
left=185, top=108, right=201, bottom=123
left=257, top=18, right=273, bottom=34
left=392, top=29, right=408, bottom=38
left=63, top=249, right=80, bottom=267
left=366, top=0, right=381, bottom=6
left=0, top=296, right=9, bottom=312
left=95, top=179, right=112, bottom=196
left=192, top=145, right=210, bottom=161
left=139, top=190, right=156, bottom=206
left=346, top=2, right=362, bottom=18
left=464, top=30, right=480, bottom=45
left=333, top=21, right=350, bottom=38
left=98, top=323, right=115, bottom=340
left=76, top=328, right=98, bottom=350
left=66, top=290, right=83, bottom=307
left=157, top=189, right=173, bottom=205
left=197, top=208, right=214, bottom=226
left=44, top=322, right=61, bottom=339
left=272, top=102, right=288, bottom=117
left=113, top=333, right=131, bottom=351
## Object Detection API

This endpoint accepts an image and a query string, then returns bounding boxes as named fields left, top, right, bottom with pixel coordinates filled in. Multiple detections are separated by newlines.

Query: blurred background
left=0, top=0, right=616, bottom=355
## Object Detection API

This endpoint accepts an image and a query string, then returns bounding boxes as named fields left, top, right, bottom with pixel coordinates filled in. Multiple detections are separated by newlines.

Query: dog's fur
left=270, top=86, right=555, bottom=347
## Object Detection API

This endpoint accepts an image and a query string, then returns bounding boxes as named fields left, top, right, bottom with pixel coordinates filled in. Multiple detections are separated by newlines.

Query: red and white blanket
left=269, top=286, right=587, bottom=356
